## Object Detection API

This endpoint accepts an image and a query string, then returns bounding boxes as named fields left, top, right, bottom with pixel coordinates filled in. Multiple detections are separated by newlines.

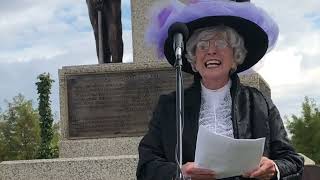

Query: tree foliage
left=287, top=97, right=320, bottom=164
left=51, top=121, right=60, bottom=158
left=36, top=73, right=56, bottom=159
left=0, top=94, right=40, bottom=161
left=0, top=73, right=60, bottom=162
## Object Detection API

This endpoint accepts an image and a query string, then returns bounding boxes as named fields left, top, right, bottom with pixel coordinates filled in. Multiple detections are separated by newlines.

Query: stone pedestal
left=0, top=156, right=138, bottom=180
left=58, top=62, right=194, bottom=140
left=58, top=63, right=270, bottom=159
left=0, top=63, right=271, bottom=180
left=130, top=0, right=190, bottom=64
left=131, top=0, right=159, bottom=63
left=59, top=137, right=141, bottom=158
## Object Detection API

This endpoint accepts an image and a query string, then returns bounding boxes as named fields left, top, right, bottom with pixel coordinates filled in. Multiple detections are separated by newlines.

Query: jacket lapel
left=230, top=74, right=240, bottom=139
left=182, top=80, right=201, bottom=161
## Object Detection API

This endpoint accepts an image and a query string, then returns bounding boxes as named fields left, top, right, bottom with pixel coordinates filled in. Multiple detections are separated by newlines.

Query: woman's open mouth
left=205, top=59, right=221, bottom=68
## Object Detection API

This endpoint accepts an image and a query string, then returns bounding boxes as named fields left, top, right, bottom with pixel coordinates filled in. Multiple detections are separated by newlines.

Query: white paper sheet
left=195, top=125, right=265, bottom=179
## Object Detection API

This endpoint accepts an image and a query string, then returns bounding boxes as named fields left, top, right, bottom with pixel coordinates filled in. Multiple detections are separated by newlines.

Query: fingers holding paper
left=182, top=162, right=216, bottom=180
left=243, top=156, right=276, bottom=180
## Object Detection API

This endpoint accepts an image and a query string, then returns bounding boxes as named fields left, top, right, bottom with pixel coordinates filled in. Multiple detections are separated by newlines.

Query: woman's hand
left=182, top=162, right=216, bottom=180
left=243, top=156, right=276, bottom=180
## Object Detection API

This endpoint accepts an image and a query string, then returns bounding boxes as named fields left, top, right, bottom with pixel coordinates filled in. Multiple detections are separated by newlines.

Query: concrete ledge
left=300, top=153, right=316, bottom=165
left=60, top=137, right=142, bottom=158
left=0, top=155, right=138, bottom=180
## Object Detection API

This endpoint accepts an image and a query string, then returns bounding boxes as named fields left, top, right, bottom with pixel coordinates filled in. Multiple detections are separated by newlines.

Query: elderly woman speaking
left=137, top=0, right=304, bottom=180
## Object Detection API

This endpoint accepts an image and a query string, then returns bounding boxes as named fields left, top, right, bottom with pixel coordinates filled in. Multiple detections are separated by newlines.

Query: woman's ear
left=232, top=63, right=237, bottom=70
left=191, top=62, right=198, bottom=72
left=229, top=63, right=237, bottom=75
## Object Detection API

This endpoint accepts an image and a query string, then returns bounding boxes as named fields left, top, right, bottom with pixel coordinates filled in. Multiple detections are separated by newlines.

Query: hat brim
left=164, top=16, right=268, bottom=74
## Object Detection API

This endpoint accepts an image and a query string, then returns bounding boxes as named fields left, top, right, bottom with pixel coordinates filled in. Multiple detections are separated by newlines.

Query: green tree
left=0, top=94, right=40, bottom=161
left=51, top=121, right=60, bottom=158
left=0, top=119, right=6, bottom=161
left=36, top=73, right=55, bottom=159
left=287, top=97, right=320, bottom=164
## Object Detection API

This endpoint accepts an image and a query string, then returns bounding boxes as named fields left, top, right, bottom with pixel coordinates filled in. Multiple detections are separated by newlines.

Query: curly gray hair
left=185, top=25, right=247, bottom=74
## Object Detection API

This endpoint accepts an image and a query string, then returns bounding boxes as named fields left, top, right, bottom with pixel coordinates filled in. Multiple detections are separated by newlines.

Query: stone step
left=59, top=137, right=142, bottom=158
left=0, top=155, right=138, bottom=180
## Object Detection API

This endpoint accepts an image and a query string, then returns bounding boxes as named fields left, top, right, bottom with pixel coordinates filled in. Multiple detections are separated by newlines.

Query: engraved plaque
left=67, top=69, right=193, bottom=139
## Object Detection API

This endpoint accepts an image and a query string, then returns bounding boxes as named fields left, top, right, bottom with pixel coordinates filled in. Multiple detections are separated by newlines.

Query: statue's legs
left=104, top=0, right=123, bottom=63
left=101, top=13, right=112, bottom=63
left=86, top=0, right=111, bottom=63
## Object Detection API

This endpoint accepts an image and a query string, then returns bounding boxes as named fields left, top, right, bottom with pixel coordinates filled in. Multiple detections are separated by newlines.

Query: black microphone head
left=168, top=22, right=189, bottom=40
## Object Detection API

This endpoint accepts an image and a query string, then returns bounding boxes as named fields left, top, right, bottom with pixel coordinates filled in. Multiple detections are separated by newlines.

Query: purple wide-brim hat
left=145, top=0, right=279, bottom=74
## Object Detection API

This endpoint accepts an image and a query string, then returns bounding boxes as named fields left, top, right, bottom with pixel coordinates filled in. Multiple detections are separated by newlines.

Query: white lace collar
left=199, top=79, right=234, bottom=138
left=201, top=80, right=232, bottom=104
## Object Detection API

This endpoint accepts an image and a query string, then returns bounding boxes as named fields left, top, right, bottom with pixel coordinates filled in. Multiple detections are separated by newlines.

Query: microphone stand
left=96, top=0, right=104, bottom=64
left=169, top=23, right=189, bottom=180
left=174, top=48, right=185, bottom=180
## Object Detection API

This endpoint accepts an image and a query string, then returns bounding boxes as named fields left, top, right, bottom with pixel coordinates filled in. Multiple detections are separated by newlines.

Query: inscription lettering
left=67, top=70, right=193, bottom=138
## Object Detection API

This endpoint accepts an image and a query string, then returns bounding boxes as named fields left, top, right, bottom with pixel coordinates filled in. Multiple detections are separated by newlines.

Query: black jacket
left=137, top=74, right=304, bottom=180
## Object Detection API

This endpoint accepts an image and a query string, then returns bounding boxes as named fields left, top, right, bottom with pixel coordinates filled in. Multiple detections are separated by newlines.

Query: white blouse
left=199, top=80, right=234, bottom=138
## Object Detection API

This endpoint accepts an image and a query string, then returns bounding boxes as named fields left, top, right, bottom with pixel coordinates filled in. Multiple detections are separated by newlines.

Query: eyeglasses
left=196, top=39, right=229, bottom=51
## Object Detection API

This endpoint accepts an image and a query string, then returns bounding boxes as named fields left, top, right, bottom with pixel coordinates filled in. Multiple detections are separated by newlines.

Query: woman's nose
left=207, top=43, right=217, bottom=55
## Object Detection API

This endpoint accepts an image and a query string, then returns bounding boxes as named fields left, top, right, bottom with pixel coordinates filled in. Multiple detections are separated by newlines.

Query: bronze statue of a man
left=86, top=0, right=123, bottom=63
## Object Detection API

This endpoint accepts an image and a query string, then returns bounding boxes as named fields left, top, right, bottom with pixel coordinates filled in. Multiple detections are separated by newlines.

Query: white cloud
left=258, top=48, right=302, bottom=86
left=253, top=0, right=320, bottom=118
left=0, top=0, right=89, bottom=54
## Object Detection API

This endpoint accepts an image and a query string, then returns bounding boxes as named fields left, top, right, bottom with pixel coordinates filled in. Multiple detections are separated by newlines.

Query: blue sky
left=0, top=0, right=320, bottom=123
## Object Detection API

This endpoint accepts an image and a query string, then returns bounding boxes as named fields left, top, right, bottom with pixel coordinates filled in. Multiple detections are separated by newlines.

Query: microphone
left=168, top=22, right=189, bottom=61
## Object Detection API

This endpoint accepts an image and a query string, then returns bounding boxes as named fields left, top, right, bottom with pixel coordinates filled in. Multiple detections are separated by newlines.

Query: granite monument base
left=59, top=137, right=142, bottom=158
left=0, top=63, right=271, bottom=180
left=0, top=155, right=138, bottom=180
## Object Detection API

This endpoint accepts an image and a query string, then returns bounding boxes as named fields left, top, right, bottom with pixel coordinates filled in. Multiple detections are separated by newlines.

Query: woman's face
left=194, top=33, right=235, bottom=83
